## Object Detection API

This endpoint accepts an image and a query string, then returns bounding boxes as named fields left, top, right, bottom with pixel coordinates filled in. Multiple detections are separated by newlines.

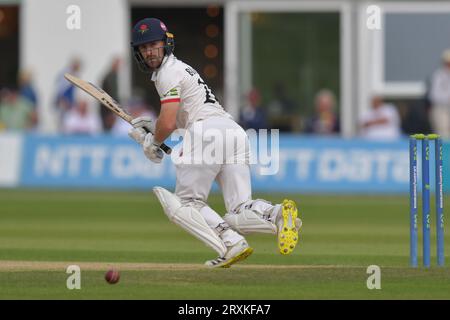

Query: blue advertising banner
left=249, top=136, right=409, bottom=193
left=20, top=135, right=176, bottom=189
left=18, top=134, right=450, bottom=193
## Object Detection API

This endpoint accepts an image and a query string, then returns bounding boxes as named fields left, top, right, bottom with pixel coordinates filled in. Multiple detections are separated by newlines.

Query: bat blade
left=64, top=73, right=132, bottom=122
left=64, top=73, right=172, bottom=155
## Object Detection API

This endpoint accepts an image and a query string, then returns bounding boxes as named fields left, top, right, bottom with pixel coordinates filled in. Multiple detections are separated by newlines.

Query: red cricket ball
left=105, top=269, right=120, bottom=284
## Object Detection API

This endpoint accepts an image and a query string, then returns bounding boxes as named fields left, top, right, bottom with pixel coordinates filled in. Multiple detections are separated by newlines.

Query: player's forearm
left=153, top=101, right=180, bottom=145
left=154, top=120, right=176, bottom=145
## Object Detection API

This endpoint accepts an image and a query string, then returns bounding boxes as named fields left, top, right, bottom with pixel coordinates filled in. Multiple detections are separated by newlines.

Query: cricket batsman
left=128, top=18, right=302, bottom=268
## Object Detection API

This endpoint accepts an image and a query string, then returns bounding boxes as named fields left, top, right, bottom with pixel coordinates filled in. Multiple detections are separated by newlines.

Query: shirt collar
left=151, top=54, right=174, bottom=81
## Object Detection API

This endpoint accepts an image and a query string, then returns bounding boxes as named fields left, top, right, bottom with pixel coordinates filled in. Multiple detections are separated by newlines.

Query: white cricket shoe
left=205, top=239, right=253, bottom=268
left=275, top=199, right=301, bottom=255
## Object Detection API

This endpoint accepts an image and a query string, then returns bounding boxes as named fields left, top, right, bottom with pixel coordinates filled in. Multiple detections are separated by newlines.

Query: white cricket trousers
left=175, top=116, right=252, bottom=219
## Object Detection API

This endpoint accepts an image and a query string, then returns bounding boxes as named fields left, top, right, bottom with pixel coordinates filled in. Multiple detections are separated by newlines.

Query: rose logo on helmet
left=139, top=24, right=149, bottom=34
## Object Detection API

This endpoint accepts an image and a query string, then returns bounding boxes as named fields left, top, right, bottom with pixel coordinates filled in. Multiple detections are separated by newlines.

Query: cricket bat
left=64, top=73, right=171, bottom=155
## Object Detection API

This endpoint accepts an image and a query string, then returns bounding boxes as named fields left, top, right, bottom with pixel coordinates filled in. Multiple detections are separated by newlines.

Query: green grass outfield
left=0, top=189, right=449, bottom=299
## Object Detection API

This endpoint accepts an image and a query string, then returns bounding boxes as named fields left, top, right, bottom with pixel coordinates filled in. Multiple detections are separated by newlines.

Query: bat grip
left=143, top=127, right=172, bottom=155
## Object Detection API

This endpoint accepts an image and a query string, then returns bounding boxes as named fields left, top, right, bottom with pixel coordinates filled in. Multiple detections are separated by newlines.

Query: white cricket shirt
left=151, top=54, right=231, bottom=129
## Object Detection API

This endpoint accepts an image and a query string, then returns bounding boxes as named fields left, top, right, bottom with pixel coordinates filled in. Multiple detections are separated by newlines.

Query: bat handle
left=143, top=127, right=172, bottom=155
left=160, top=143, right=172, bottom=155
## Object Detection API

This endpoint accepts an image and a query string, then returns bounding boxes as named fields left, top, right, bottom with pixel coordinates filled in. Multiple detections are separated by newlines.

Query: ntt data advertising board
left=8, top=134, right=448, bottom=193
left=19, top=134, right=176, bottom=189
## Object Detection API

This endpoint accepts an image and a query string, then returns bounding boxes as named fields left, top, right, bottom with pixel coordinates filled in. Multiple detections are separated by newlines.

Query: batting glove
left=143, top=133, right=164, bottom=163
left=128, top=116, right=156, bottom=145
left=131, top=116, right=155, bottom=133
left=128, top=127, right=146, bottom=145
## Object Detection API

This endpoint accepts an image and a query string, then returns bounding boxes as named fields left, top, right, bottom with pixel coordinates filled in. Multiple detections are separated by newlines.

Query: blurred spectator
left=101, top=57, right=122, bottom=132
left=267, top=82, right=298, bottom=132
left=111, top=97, right=156, bottom=136
left=18, top=70, right=39, bottom=129
left=359, top=95, right=401, bottom=140
left=303, top=89, right=339, bottom=135
left=240, top=88, right=267, bottom=130
left=54, top=58, right=82, bottom=128
left=0, top=86, right=34, bottom=131
left=429, top=49, right=450, bottom=138
left=19, top=70, right=38, bottom=108
left=62, top=100, right=101, bottom=135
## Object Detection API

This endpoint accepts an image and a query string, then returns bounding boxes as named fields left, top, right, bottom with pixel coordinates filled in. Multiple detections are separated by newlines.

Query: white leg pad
left=153, top=187, right=227, bottom=256
left=224, top=209, right=277, bottom=235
